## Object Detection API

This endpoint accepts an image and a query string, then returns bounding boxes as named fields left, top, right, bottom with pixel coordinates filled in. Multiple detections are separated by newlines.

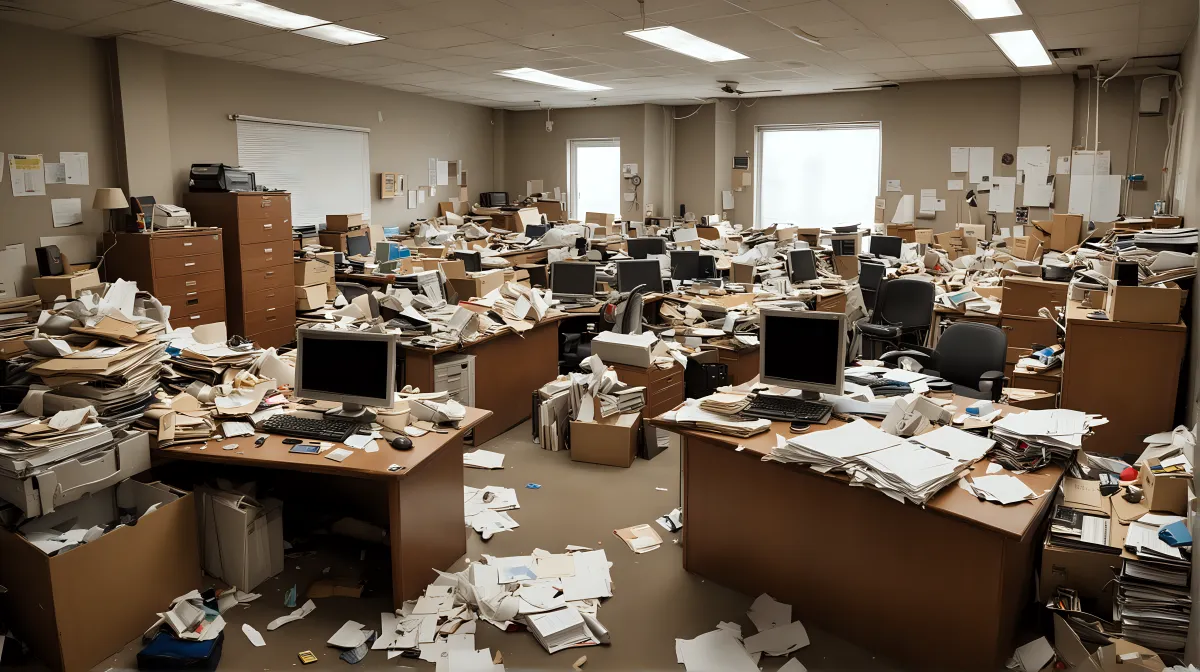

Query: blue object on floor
left=1159, top=519, right=1192, bottom=547
left=137, top=630, right=223, bottom=670
left=526, top=483, right=542, bottom=489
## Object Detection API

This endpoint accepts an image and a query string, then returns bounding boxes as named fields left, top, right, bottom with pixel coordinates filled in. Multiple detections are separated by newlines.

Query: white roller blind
left=236, top=116, right=371, bottom=228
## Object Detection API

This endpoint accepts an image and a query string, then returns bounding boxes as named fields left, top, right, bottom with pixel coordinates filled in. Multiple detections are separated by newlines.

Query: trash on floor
left=676, top=594, right=810, bottom=671
left=614, top=524, right=662, bottom=553
left=267, top=600, right=316, bottom=631
left=465, top=485, right=520, bottom=540
left=656, top=508, right=683, bottom=533
left=463, top=449, right=505, bottom=469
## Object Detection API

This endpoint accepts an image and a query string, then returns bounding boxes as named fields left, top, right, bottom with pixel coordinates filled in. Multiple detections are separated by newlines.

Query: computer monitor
left=699, top=254, right=717, bottom=279
left=550, top=261, right=597, bottom=298
left=347, top=233, right=371, bottom=257
left=454, top=250, right=482, bottom=273
left=788, top=249, right=817, bottom=282
left=616, top=259, right=662, bottom=293
left=759, top=309, right=845, bottom=397
left=524, top=223, right=548, bottom=239
left=627, top=237, right=667, bottom=259
left=870, top=235, right=903, bottom=258
left=670, top=250, right=701, bottom=281
left=295, top=327, right=396, bottom=419
left=574, top=237, right=589, bottom=256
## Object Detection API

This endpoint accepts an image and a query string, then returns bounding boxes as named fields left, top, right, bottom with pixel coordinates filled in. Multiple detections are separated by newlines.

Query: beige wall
left=642, top=105, right=670, bottom=217
left=673, top=104, right=717, bottom=219
left=715, top=102, right=736, bottom=216
left=1018, top=75, right=1076, bottom=222
left=115, top=39, right=175, bottom=202
left=0, top=22, right=117, bottom=288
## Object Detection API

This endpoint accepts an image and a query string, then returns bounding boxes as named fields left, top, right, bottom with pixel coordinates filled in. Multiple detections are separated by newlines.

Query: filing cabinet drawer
left=237, top=193, right=291, bottom=223
left=649, top=380, right=684, bottom=412
left=650, top=366, right=684, bottom=387
left=150, top=233, right=222, bottom=259
left=247, top=324, right=296, bottom=350
left=169, top=307, right=226, bottom=330
left=244, top=304, right=294, bottom=336
left=153, top=270, right=225, bottom=299
left=241, top=264, right=293, bottom=293
left=1000, top=316, right=1058, bottom=364
left=152, top=252, right=223, bottom=279
left=244, top=285, right=291, bottom=313
left=237, top=218, right=291, bottom=245
left=239, top=242, right=289, bottom=271
left=160, top=289, right=225, bottom=317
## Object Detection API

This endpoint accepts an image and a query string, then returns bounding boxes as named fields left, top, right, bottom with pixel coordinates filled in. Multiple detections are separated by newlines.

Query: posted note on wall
left=61, top=152, right=89, bottom=185
left=9, top=154, right=45, bottom=197
left=51, top=198, right=83, bottom=227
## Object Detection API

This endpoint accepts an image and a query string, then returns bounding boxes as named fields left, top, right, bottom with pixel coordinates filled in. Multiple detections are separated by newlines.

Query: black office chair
left=559, top=290, right=645, bottom=373
left=857, top=278, right=935, bottom=358
left=859, top=261, right=886, bottom=313
left=335, top=282, right=379, bottom=318
left=880, top=322, right=1008, bottom=400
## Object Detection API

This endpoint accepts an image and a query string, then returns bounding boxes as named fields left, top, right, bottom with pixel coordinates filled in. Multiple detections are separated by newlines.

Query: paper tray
left=0, top=430, right=150, bottom=517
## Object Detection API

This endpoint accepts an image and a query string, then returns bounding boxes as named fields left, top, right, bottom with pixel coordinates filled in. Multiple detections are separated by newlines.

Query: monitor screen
left=550, top=262, right=596, bottom=295
left=761, top=312, right=843, bottom=391
left=347, top=233, right=371, bottom=256
left=524, top=224, right=548, bottom=239
left=617, top=259, right=662, bottom=293
left=670, top=250, right=700, bottom=280
left=298, top=332, right=391, bottom=402
left=789, top=249, right=817, bottom=282
left=859, top=261, right=886, bottom=290
left=455, top=250, right=482, bottom=273
left=699, top=255, right=716, bottom=279
left=627, top=237, right=666, bottom=259
left=871, top=235, right=903, bottom=258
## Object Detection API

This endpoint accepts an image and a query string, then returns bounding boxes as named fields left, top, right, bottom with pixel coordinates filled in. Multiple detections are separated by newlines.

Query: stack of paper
left=526, top=606, right=601, bottom=653
left=699, top=393, right=751, bottom=416
left=669, top=401, right=771, bottom=438
left=463, top=449, right=505, bottom=469
left=613, top=524, right=662, bottom=553
left=0, top=295, right=41, bottom=357
left=1117, top=555, right=1192, bottom=653
left=991, top=409, right=1102, bottom=472
left=1133, top=228, right=1198, bottom=247
left=855, top=441, right=969, bottom=505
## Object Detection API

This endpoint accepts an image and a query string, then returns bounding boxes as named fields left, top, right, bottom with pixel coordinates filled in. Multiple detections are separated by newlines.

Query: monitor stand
left=800, top=390, right=824, bottom=402
left=325, top=403, right=376, bottom=423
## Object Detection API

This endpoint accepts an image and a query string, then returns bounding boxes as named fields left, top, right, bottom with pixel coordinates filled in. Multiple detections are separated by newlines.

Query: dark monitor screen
left=616, top=259, right=662, bottom=293
left=524, top=224, right=548, bottom=239
left=550, top=262, right=596, bottom=295
left=699, top=255, right=716, bottom=279
left=347, top=233, right=371, bottom=256
left=788, top=249, right=817, bottom=282
left=859, top=261, right=886, bottom=291
left=628, top=237, right=667, bottom=259
left=299, top=334, right=390, bottom=400
left=762, top=313, right=841, bottom=388
left=670, top=250, right=700, bottom=280
left=455, top=250, right=482, bottom=273
left=870, top=235, right=903, bottom=258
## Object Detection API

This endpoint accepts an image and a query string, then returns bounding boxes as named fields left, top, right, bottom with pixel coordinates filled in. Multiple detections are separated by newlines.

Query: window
left=755, top=123, right=881, bottom=230
left=236, top=115, right=371, bottom=228
left=568, top=138, right=620, bottom=220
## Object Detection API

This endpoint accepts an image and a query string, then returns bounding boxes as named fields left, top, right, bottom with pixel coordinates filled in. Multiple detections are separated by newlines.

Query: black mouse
left=390, top=436, right=414, bottom=451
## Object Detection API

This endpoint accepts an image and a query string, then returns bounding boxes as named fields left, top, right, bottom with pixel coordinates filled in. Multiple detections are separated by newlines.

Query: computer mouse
left=390, top=436, right=414, bottom=451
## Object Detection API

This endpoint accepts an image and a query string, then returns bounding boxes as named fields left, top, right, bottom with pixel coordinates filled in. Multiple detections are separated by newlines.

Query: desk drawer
left=650, top=365, right=684, bottom=387
left=154, top=270, right=225, bottom=299
left=244, top=303, right=294, bottom=336
left=237, top=218, right=291, bottom=245
left=237, top=193, right=291, bottom=223
left=649, top=380, right=684, bottom=412
left=241, top=264, right=292, bottom=293
left=240, top=242, right=290, bottom=271
left=244, top=285, right=291, bottom=313
left=247, top=324, right=296, bottom=350
left=1000, top=316, right=1057, bottom=363
left=152, top=252, right=223, bottom=279
left=151, top=233, right=222, bottom=259
left=169, top=307, right=225, bottom=330
left=160, top=289, right=225, bottom=317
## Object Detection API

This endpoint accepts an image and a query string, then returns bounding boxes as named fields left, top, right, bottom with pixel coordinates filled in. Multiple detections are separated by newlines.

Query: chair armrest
left=979, top=370, right=1006, bottom=402
left=879, top=349, right=934, bottom=367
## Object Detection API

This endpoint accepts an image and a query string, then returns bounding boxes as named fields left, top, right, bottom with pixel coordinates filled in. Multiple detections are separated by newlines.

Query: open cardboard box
left=1106, top=282, right=1184, bottom=325
left=571, top=407, right=641, bottom=468
left=1053, top=614, right=1163, bottom=672
left=1138, top=457, right=1190, bottom=514
left=33, top=268, right=101, bottom=306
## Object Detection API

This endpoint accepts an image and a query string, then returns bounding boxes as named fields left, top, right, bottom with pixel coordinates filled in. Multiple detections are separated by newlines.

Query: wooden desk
left=653, top=401, right=1063, bottom=670
left=335, top=247, right=552, bottom=287
left=158, top=407, right=491, bottom=607
left=401, top=317, right=563, bottom=445
left=1060, top=300, right=1187, bottom=456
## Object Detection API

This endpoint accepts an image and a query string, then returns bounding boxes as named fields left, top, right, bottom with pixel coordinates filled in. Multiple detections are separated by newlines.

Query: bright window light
left=952, top=0, right=1022, bottom=20
left=495, top=68, right=611, bottom=92
left=756, top=124, right=881, bottom=230
left=624, top=26, right=748, bottom=62
left=172, top=0, right=326, bottom=30
left=990, top=30, right=1052, bottom=68
left=294, top=24, right=385, bottom=45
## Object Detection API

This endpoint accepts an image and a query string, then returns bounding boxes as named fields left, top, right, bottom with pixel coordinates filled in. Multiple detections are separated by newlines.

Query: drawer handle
left=264, top=223, right=272, bottom=230
left=266, top=315, right=277, bottom=322
left=184, top=262, right=196, bottom=267
left=183, top=242, right=193, bottom=247
left=267, top=292, right=275, bottom=298
left=186, top=298, right=199, bottom=306
left=186, top=291, right=198, bottom=296
left=189, top=315, right=200, bottom=321
left=267, top=307, right=276, bottom=312
left=284, top=219, right=289, bottom=224
left=262, top=199, right=271, bottom=207
left=264, top=247, right=273, bottom=253
left=185, top=280, right=197, bottom=287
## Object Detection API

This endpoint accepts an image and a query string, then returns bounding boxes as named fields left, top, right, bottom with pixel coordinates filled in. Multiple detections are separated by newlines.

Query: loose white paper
left=61, top=152, right=89, bottom=185
left=885, top=179, right=901, bottom=192
left=241, top=623, right=266, bottom=647
left=891, top=194, right=914, bottom=224
left=437, top=160, right=449, bottom=186
left=1024, top=179, right=1054, bottom=208
left=1056, top=156, right=1071, bottom=175
left=988, top=176, right=1016, bottom=214
left=407, top=190, right=417, bottom=209
left=418, top=189, right=426, bottom=205
left=43, top=163, right=66, bottom=184
left=919, top=189, right=938, bottom=213
left=1016, top=146, right=1051, bottom=186
left=1069, top=174, right=1122, bottom=222
left=947, top=180, right=964, bottom=191
left=51, top=198, right=83, bottom=227
left=1072, top=150, right=1110, bottom=176
left=968, top=147, right=993, bottom=184
left=950, top=147, right=970, bottom=173
left=9, top=154, right=46, bottom=197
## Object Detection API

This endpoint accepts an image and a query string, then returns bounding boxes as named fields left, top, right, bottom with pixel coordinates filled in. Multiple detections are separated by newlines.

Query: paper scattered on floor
left=267, top=600, right=316, bottom=631
left=676, top=629, right=760, bottom=672
left=241, top=623, right=266, bottom=647
left=329, top=620, right=372, bottom=649
left=464, top=449, right=505, bottom=469
left=1012, top=636, right=1054, bottom=672
left=747, top=594, right=791, bottom=633
left=743, top=620, right=809, bottom=656
left=656, top=508, right=682, bottom=533
left=465, top=485, right=521, bottom=537
left=614, top=524, right=662, bottom=553
left=778, top=658, right=808, bottom=672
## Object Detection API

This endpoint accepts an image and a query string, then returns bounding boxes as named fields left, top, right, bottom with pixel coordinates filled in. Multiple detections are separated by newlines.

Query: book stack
left=1048, top=505, right=1118, bottom=554
left=526, top=605, right=602, bottom=653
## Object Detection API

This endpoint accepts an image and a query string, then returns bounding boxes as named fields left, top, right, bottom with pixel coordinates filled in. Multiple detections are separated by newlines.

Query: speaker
left=36, top=245, right=64, bottom=276
left=1114, top=260, right=1139, bottom=287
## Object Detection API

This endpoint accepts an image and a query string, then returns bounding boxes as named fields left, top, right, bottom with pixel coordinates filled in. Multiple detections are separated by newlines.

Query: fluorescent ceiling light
left=293, top=24, right=385, bottom=45
left=496, top=68, right=610, bottom=92
left=952, top=0, right=1022, bottom=20
left=624, top=26, right=748, bottom=63
left=990, top=29, right=1052, bottom=67
left=172, top=0, right=325, bottom=30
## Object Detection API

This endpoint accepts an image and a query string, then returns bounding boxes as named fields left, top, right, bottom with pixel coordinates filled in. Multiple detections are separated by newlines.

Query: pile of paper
left=1133, top=228, right=1198, bottom=247
left=676, top=594, right=809, bottom=672
left=959, top=474, right=1039, bottom=505
left=699, top=393, right=751, bottom=416
left=464, top=485, right=520, bottom=538
left=463, top=449, right=505, bottom=469
left=143, top=586, right=260, bottom=645
left=0, top=295, right=41, bottom=358
left=991, top=409, right=1104, bottom=472
left=614, top=524, right=662, bottom=553
left=667, top=400, right=771, bottom=438
left=132, top=392, right=217, bottom=448
left=0, top=406, right=114, bottom=480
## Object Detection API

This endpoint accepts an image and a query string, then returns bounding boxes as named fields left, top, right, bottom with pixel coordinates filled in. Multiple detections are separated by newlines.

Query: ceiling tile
left=747, top=69, right=811, bottom=81
left=1034, top=5, right=1140, bottom=38
left=915, top=51, right=1010, bottom=69
left=823, top=35, right=906, bottom=59
left=1138, top=39, right=1188, bottom=56
left=586, top=0, right=699, bottom=20
left=5, top=0, right=138, bottom=22
left=646, top=0, right=747, bottom=25
left=1025, top=0, right=1136, bottom=16
left=443, top=40, right=541, bottom=59
left=370, top=61, right=440, bottom=76
left=288, top=63, right=340, bottom=74
left=872, top=15, right=983, bottom=43
left=725, top=0, right=808, bottom=9
left=897, top=35, right=995, bottom=56
left=225, top=31, right=335, bottom=56
left=1140, top=25, right=1192, bottom=43
left=936, top=65, right=1018, bottom=78
left=101, top=3, right=279, bottom=43
left=755, top=0, right=855, bottom=26
left=257, top=56, right=308, bottom=70
left=853, top=56, right=924, bottom=72
left=324, top=54, right=401, bottom=69
left=270, top=0, right=425, bottom=21
left=169, top=43, right=247, bottom=58
left=885, top=69, right=938, bottom=81
left=0, top=8, right=79, bottom=29
left=391, top=25, right=495, bottom=49
left=1046, top=30, right=1135, bottom=50
left=66, top=22, right=128, bottom=37
left=833, top=0, right=960, bottom=23
left=224, top=49, right=278, bottom=63
left=341, top=9, right=454, bottom=35
left=124, top=31, right=193, bottom=47
left=1140, top=0, right=1197, bottom=28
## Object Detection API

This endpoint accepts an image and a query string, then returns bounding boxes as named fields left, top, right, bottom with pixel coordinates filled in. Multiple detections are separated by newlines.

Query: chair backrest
left=935, top=322, right=1007, bottom=389
left=859, top=261, right=886, bottom=312
left=336, top=282, right=370, bottom=303
left=873, top=278, right=935, bottom=331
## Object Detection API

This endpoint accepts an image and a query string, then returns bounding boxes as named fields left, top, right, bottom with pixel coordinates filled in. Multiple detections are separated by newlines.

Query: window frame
left=566, top=137, right=621, bottom=220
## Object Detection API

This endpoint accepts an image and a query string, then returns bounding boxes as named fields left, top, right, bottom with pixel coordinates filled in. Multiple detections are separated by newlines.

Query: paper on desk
left=747, top=594, right=791, bottom=633
left=241, top=623, right=266, bottom=647
left=345, top=434, right=375, bottom=449
left=47, top=405, right=97, bottom=431
left=326, top=448, right=354, bottom=462
left=969, top=474, right=1036, bottom=504
left=911, top=425, right=994, bottom=463
left=743, top=620, right=809, bottom=656
left=881, top=369, right=931, bottom=384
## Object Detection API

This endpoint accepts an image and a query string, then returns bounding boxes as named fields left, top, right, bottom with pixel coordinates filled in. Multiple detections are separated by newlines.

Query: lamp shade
left=92, top=188, right=127, bottom=210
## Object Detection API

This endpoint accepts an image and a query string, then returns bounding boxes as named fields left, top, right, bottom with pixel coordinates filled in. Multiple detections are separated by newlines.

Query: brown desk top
left=398, top=313, right=568, bottom=355
left=1065, top=299, right=1186, bottom=332
left=157, top=406, right=491, bottom=480
left=653, top=394, right=1063, bottom=540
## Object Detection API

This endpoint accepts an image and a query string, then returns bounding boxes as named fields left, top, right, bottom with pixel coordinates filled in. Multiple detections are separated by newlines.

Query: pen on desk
left=254, top=434, right=268, bottom=447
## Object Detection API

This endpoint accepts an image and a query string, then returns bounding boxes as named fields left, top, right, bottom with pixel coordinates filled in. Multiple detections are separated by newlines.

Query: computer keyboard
left=743, top=394, right=833, bottom=424
left=260, top=414, right=358, bottom=443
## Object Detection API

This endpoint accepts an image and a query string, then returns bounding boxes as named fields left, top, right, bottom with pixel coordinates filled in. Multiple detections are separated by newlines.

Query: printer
left=152, top=204, right=192, bottom=229
left=189, top=163, right=257, bottom=192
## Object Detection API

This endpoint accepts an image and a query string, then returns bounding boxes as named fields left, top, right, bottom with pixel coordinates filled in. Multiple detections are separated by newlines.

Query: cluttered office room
left=4, top=0, right=1200, bottom=670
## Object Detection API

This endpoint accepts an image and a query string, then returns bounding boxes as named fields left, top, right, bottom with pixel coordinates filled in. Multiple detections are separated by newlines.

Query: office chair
left=559, top=289, right=646, bottom=373
left=859, top=261, right=886, bottom=313
left=880, top=322, right=1007, bottom=400
left=856, top=278, right=935, bottom=358
left=335, top=282, right=380, bottom=318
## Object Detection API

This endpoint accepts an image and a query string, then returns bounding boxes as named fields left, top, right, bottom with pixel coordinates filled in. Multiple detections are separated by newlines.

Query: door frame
left=567, top=137, right=620, bottom=220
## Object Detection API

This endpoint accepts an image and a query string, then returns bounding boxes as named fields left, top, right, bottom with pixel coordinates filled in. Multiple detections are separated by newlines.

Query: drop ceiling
left=1, top=0, right=1195, bottom=109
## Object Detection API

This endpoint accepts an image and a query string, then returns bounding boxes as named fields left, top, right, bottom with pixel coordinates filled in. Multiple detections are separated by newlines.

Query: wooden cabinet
left=611, top=362, right=685, bottom=420
left=999, top=314, right=1058, bottom=364
left=183, top=192, right=296, bottom=349
left=1061, top=301, right=1186, bottom=456
left=101, top=229, right=226, bottom=330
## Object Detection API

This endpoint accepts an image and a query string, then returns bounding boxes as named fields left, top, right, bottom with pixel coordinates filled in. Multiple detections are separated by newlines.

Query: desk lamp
left=93, top=188, right=128, bottom=232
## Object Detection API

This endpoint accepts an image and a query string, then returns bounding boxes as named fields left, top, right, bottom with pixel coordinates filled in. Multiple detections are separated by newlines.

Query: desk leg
left=388, top=436, right=466, bottom=606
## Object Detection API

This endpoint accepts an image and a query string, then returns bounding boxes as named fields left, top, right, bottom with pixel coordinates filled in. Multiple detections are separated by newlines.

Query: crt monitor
left=670, top=250, right=701, bottom=281
left=347, top=232, right=371, bottom=257
left=524, top=223, right=548, bottom=239
left=759, top=309, right=846, bottom=397
left=788, top=249, right=817, bottom=282
left=628, top=237, right=667, bottom=259
left=550, top=261, right=597, bottom=296
left=616, top=259, right=662, bottom=293
left=859, top=261, right=886, bottom=292
left=295, top=327, right=396, bottom=418
left=870, top=235, right=903, bottom=258
left=454, top=250, right=482, bottom=273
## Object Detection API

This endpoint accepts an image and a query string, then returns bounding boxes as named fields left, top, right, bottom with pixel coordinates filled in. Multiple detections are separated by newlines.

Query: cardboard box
left=591, top=331, right=657, bottom=368
left=1007, top=236, right=1043, bottom=261
left=585, top=212, right=616, bottom=228
left=1153, top=215, right=1183, bottom=228
left=571, top=412, right=641, bottom=468
left=1001, top=276, right=1068, bottom=317
left=326, top=213, right=364, bottom=232
left=295, top=283, right=328, bottom=311
left=1047, top=213, right=1083, bottom=252
left=956, top=223, right=987, bottom=243
left=1106, top=282, right=1184, bottom=324
left=445, top=266, right=505, bottom=300
left=294, top=257, right=334, bottom=286
left=318, top=227, right=369, bottom=253
left=1038, top=479, right=1131, bottom=604
left=833, top=254, right=859, bottom=280
left=33, top=268, right=101, bottom=305
left=914, top=228, right=933, bottom=244
left=0, top=481, right=199, bottom=672
left=1138, top=457, right=1190, bottom=514
left=196, top=485, right=284, bottom=591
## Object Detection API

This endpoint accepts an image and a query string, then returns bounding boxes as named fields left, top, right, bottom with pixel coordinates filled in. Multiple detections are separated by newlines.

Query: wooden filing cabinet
left=183, top=192, right=296, bottom=349
left=610, top=362, right=685, bottom=419
left=999, top=314, right=1059, bottom=365
left=101, top=229, right=226, bottom=330
left=716, top=346, right=761, bottom=386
